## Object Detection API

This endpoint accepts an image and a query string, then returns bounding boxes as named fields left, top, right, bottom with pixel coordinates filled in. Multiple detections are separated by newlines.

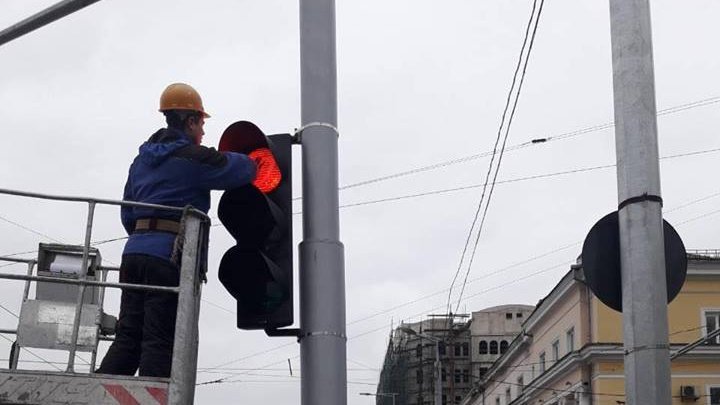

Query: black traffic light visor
left=218, top=120, right=269, bottom=154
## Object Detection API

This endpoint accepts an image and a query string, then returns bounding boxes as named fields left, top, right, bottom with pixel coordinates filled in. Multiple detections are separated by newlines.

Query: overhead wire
left=455, top=323, right=719, bottom=402
left=196, top=202, right=720, bottom=386
left=2, top=142, right=717, bottom=264
left=1, top=129, right=717, bottom=387
left=0, top=302, right=19, bottom=319
left=198, top=373, right=377, bottom=387
left=0, top=333, right=62, bottom=371
left=449, top=147, right=717, bottom=296
left=196, top=189, right=720, bottom=374
left=216, top=193, right=720, bottom=383
left=1, top=185, right=717, bottom=380
left=455, top=0, right=546, bottom=315
left=302, top=95, right=720, bottom=199
left=347, top=242, right=578, bottom=327
left=333, top=146, right=720, bottom=211
left=474, top=370, right=626, bottom=400
left=0, top=214, right=62, bottom=243
left=447, top=0, right=545, bottom=318
left=197, top=261, right=570, bottom=385
left=445, top=0, right=542, bottom=319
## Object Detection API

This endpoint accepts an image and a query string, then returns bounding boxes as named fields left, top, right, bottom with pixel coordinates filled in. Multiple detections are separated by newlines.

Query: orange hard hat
left=159, top=83, right=211, bottom=118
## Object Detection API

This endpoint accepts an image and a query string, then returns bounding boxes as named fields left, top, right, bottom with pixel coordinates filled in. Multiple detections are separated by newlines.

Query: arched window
left=416, top=344, right=422, bottom=358
left=500, top=340, right=509, bottom=354
left=489, top=340, right=498, bottom=354
left=479, top=341, right=488, bottom=354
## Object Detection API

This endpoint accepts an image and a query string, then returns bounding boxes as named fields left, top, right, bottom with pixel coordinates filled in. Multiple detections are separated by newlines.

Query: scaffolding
left=0, top=187, right=209, bottom=404
left=378, top=315, right=472, bottom=405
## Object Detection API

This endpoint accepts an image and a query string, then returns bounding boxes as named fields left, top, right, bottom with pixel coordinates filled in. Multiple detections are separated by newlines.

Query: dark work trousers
left=96, top=254, right=180, bottom=378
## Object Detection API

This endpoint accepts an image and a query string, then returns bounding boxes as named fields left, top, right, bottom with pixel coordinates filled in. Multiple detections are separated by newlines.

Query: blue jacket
left=121, top=128, right=256, bottom=260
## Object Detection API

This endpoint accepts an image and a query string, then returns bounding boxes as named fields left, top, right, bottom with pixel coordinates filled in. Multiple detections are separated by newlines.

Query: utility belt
left=133, top=215, right=209, bottom=282
left=134, top=218, right=182, bottom=234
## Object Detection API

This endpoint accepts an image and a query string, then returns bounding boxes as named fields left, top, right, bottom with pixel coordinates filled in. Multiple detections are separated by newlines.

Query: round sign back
left=581, top=211, right=687, bottom=312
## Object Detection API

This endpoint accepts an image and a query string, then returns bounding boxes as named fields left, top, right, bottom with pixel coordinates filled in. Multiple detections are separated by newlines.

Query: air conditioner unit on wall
left=680, top=385, right=698, bottom=401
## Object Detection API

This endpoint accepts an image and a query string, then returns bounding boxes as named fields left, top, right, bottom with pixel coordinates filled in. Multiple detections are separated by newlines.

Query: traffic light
left=217, top=121, right=294, bottom=331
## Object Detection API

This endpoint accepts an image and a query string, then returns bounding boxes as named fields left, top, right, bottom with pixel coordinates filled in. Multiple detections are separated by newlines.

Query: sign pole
left=609, top=1, right=671, bottom=404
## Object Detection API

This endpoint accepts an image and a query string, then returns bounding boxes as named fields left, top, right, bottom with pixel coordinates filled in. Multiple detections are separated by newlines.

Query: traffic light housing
left=217, top=121, right=294, bottom=331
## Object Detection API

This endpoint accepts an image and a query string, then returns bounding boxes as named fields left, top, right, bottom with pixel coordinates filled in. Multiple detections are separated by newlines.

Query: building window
left=505, top=387, right=511, bottom=403
left=479, top=340, right=488, bottom=354
left=495, top=398, right=500, bottom=405
left=462, top=369, right=470, bottom=383
left=416, top=369, right=423, bottom=383
left=442, top=395, right=447, bottom=405
left=516, top=313, right=523, bottom=318
left=441, top=368, right=447, bottom=382
left=454, top=344, right=461, bottom=357
left=479, top=367, right=488, bottom=377
left=709, top=386, right=720, bottom=404
left=500, top=340, right=509, bottom=354
left=506, top=313, right=513, bottom=320
left=455, top=396, right=462, bottom=404
left=706, top=311, right=720, bottom=345
left=454, top=369, right=461, bottom=383
left=539, top=352, right=546, bottom=373
left=461, top=342, right=469, bottom=356
left=552, top=339, right=560, bottom=362
left=517, top=374, right=524, bottom=396
left=489, top=340, right=498, bottom=354
left=566, top=327, right=575, bottom=352
left=439, top=341, right=446, bottom=356
left=416, top=344, right=423, bottom=358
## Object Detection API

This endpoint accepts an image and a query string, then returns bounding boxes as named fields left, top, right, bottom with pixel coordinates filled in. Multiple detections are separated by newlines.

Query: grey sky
left=1, top=1, right=719, bottom=403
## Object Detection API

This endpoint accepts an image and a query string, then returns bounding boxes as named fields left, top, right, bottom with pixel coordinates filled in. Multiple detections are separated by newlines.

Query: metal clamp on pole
left=299, top=330, right=347, bottom=341
left=618, top=193, right=663, bottom=211
left=293, top=122, right=339, bottom=144
left=624, top=343, right=670, bottom=356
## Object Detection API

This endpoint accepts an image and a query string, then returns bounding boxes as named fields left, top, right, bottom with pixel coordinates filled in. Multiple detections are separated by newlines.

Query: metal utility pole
left=609, top=1, right=671, bottom=404
left=0, top=0, right=101, bottom=47
left=299, top=0, right=346, bottom=405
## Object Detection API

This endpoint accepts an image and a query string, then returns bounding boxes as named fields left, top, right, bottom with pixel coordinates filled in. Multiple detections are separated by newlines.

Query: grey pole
left=0, top=0, right=102, bottom=47
left=608, top=1, right=671, bottom=404
left=299, top=0, right=346, bottom=404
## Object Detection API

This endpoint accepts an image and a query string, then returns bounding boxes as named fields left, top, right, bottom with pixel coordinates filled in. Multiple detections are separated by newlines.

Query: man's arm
left=175, top=145, right=257, bottom=190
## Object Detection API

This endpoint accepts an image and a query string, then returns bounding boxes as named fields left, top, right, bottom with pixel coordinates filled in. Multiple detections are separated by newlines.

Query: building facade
left=461, top=250, right=720, bottom=405
left=377, top=305, right=533, bottom=405
left=470, top=305, right=535, bottom=381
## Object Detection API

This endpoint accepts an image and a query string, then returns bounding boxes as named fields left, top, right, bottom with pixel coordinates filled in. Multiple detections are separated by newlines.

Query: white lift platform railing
left=0, top=187, right=210, bottom=405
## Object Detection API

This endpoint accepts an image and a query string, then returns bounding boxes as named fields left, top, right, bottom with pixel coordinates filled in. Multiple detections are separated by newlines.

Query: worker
left=96, top=83, right=257, bottom=377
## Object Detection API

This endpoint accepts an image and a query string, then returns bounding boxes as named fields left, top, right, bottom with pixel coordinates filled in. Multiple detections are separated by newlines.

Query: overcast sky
left=1, top=1, right=719, bottom=404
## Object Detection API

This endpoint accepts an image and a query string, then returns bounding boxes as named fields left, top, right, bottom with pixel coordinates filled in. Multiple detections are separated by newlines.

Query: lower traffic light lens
left=218, top=185, right=275, bottom=245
